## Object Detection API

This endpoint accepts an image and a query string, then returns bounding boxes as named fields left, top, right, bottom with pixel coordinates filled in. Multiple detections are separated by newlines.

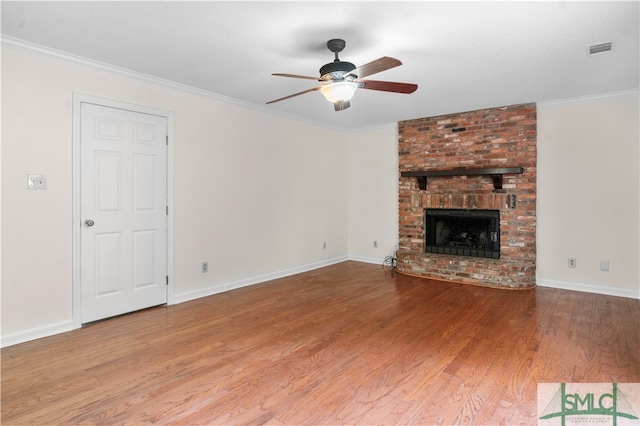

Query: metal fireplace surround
left=424, top=209, right=500, bottom=259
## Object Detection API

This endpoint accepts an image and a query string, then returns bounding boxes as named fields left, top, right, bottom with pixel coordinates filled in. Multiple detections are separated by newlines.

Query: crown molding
left=537, top=89, right=639, bottom=109
left=1, top=35, right=356, bottom=133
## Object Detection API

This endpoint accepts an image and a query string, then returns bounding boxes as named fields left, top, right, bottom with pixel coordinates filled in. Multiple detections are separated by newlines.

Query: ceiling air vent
left=588, top=42, right=613, bottom=56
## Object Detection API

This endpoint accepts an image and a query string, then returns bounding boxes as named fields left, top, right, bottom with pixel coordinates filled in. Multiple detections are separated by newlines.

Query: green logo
left=539, top=383, right=639, bottom=425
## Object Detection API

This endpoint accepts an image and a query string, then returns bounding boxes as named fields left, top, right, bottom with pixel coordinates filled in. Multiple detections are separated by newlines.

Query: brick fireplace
left=396, top=103, right=537, bottom=289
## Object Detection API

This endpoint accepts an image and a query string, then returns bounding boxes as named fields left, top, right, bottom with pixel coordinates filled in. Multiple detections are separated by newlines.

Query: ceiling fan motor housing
left=320, top=38, right=356, bottom=81
left=319, top=61, right=356, bottom=81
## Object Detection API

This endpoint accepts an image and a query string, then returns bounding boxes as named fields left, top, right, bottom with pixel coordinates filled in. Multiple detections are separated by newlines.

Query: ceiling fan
left=266, top=39, right=418, bottom=111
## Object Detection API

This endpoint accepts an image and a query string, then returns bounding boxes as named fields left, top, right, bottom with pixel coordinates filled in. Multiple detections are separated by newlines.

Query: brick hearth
left=397, top=103, right=537, bottom=289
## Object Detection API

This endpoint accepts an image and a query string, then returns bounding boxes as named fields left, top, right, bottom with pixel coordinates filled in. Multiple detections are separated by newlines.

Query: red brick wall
left=397, top=103, right=537, bottom=288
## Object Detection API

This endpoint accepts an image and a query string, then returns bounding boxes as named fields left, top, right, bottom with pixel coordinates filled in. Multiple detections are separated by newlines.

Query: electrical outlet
left=27, top=174, right=47, bottom=190
left=600, top=260, right=610, bottom=272
left=373, top=240, right=378, bottom=248
left=201, top=262, right=208, bottom=273
left=568, top=258, right=577, bottom=268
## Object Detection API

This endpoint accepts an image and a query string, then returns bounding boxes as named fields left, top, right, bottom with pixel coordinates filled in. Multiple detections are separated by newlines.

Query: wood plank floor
left=2, top=261, right=639, bottom=425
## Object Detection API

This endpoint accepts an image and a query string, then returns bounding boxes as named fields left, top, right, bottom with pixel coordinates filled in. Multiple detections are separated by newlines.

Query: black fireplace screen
left=424, top=209, right=500, bottom=259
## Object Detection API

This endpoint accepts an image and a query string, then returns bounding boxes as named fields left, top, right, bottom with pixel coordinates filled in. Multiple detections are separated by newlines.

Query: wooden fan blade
left=359, top=79, right=418, bottom=94
left=347, top=56, right=402, bottom=79
left=272, top=73, right=319, bottom=81
left=266, top=87, right=321, bottom=104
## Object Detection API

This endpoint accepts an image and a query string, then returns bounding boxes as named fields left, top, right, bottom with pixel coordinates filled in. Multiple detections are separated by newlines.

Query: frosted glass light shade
left=320, top=82, right=358, bottom=103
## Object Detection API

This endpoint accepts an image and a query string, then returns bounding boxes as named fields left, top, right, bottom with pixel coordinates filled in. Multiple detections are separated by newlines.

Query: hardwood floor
left=2, top=261, right=639, bottom=425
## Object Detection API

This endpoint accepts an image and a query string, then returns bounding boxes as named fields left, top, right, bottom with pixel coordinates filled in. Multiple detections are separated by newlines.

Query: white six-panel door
left=80, top=102, right=167, bottom=323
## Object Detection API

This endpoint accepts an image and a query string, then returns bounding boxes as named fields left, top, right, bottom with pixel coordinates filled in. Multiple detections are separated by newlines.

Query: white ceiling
left=2, top=1, right=638, bottom=131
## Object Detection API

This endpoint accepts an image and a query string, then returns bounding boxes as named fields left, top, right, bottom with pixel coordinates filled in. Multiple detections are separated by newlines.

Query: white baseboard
left=172, top=256, right=349, bottom=305
left=348, top=255, right=388, bottom=266
left=1, top=320, right=75, bottom=348
left=536, top=278, right=640, bottom=300
left=5, top=265, right=636, bottom=348
left=2, top=258, right=349, bottom=347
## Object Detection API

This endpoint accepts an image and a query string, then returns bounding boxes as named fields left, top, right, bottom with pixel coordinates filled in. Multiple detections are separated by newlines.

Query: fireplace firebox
left=425, top=209, right=500, bottom=259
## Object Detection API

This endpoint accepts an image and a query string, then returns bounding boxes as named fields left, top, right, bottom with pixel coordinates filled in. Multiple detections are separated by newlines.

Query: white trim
left=166, top=112, right=176, bottom=306
left=1, top=320, right=74, bottom=348
left=536, top=278, right=640, bottom=300
left=3, top=257, right=348, bottom=346
left=4, top=36, right=638, bottom=133
left=173, top=256, right=349, bottom=305
left=1, top=36, right=246, bottom=107
left=72, top=96, right=81, bottom=329
left=1, top=36, right=356, bottom=133
left=72, top=94, right=174, bottom=328
left=348, top=255, right=388, bottom=266
left=537, top=89, right=639, bottom=109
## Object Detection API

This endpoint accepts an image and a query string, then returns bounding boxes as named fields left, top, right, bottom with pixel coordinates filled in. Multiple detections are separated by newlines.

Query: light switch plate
left=27, top=174, right=47, bottom=190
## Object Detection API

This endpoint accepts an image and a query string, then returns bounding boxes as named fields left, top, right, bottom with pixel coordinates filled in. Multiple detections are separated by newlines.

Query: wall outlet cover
left=28, top=174, right=47, bottom=190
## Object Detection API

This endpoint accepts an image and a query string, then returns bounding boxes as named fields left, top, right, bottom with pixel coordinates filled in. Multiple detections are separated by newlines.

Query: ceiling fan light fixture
left=266, top=38, right=417, bottom=110
left=320, top=82, right=358, bottom=103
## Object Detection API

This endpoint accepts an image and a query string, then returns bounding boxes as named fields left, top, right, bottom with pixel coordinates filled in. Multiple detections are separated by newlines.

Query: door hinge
left=166, top=205, right=169, bottom=215
left=166, top=276, right=169, bottom=285
left=166, top=135, right=168, bottom=145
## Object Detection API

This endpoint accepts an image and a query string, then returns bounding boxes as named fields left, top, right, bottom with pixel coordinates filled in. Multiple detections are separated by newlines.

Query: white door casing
left=76, top=99, right=169, bottom=324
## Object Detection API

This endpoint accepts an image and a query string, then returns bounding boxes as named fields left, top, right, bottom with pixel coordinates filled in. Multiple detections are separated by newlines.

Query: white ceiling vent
left=588, top=42, right=613, bottom=56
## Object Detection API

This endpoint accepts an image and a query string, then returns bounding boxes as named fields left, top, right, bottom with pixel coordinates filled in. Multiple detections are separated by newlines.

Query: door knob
left=84, top=219, right=95, bottom=227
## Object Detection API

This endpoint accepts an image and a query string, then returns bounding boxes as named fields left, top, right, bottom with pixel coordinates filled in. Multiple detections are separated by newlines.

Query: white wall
left=343, top=91, right=640, bottom=299
left=537, top=92, right=640, bottom=298
left=2, top=43, right=638, bottom=347
left=348, top=91, right=640, bottom=299
left=347, top=126, right=399, bottom=264
left=1, top=46, right=349, bottom=346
